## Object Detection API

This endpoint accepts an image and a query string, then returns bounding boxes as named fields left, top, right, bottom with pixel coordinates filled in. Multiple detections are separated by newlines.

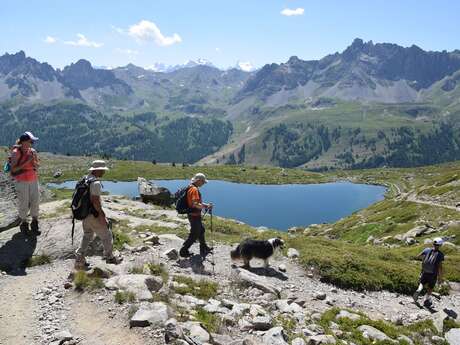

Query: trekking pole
left=210, top=208, right=215, bottom=277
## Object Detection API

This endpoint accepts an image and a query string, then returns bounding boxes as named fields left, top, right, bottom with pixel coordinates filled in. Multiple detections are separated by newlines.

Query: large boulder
left=130, top=302, right=172, bottom=327
left=105, top=274, right=163, bottom=300
left=138, top=177, right=173, bottom=206
left=446, top=328, right=460, bottom=345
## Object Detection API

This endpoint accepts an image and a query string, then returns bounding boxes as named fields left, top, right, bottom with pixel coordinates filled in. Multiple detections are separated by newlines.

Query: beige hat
left=191, top=172, right=208, bottom=184
left=89, top=160, right=109, bottom=171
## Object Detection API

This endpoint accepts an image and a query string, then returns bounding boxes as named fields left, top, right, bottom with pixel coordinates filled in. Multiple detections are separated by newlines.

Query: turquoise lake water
left=49, top=180, right=386, bottom=231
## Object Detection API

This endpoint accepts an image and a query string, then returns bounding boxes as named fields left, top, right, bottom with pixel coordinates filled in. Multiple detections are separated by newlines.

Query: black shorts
left=420, top=272, right=437, bottom=289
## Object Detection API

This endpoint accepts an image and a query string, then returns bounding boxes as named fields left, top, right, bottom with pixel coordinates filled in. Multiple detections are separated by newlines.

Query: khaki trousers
left=15, top=180, right=40, bottom=221
left=76, top=214, right=113, bottom=258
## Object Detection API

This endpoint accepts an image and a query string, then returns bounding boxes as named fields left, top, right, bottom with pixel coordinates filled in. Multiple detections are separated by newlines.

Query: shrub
left=114, top=290, right=136, bottom=304
left=172, top=275, right=218, bottom=299
left=73, top=271, right=104, bottom=291
left=147, top=263, right=169, bottom=283
left=26, top=254, right=51, bottom=267
left=194, top=307, right=221, bottom=333
left=113, top=229, right=131, bottom=250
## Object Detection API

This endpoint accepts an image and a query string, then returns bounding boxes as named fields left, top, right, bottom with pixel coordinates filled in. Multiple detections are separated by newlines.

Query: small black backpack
left=175, top=185, right=197, bottom=214
left=70, top=175, right=96, bottom=244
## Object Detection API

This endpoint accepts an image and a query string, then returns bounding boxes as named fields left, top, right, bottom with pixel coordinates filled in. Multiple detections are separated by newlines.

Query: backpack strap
left=71, top=216, right=75, bottom=245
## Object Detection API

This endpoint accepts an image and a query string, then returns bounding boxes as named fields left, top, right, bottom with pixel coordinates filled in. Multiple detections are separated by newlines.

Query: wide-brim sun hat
left=89, top=160, right=110, bottom=171
left=191, top=172, right=208, bottom=184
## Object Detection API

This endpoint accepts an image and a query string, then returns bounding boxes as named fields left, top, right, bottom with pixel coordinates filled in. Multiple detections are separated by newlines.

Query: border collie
left=230, top=238, right=285, bottom=268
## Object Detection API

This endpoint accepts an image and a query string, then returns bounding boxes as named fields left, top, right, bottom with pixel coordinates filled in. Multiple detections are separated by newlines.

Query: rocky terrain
left=1, top=192, right=459, bottom=345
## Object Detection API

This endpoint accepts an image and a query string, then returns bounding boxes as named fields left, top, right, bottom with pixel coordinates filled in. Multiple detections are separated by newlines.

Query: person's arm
left=437, top=262, right=443, bottom=284
left=191, top=200, right=211, bottom=210
left=90, top=194, right=107, bottom=225
left=416, top=248, right=428, bottom=260
left=32, top=150, right=40, bottom=168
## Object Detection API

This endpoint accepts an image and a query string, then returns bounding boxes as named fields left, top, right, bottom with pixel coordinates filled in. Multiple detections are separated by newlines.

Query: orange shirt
left=12, top=147, right=38, bottom=182
left=186, top=184, right=202, bottom=217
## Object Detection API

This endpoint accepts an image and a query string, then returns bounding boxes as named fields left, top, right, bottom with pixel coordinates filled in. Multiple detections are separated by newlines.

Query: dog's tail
left=230, top=245, right=241, bottom=260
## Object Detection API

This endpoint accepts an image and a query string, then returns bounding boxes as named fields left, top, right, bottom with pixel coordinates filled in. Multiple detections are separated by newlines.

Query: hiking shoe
left=19, top=221, right=29, bottom=235
left=179, top=248, right=192, bottom=258
left=106, top=256, right=122, bottom=265
left=413, top=291, right=420, bottom=303
left=200, top=246, right=213, bottom=257
left=30, top=219, right=41, bottom=235
left=423, top=299, right=433, bottom=307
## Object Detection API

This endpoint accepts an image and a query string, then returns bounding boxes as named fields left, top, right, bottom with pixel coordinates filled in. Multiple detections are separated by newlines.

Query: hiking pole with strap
left=210, top=208, right=215, bottom=277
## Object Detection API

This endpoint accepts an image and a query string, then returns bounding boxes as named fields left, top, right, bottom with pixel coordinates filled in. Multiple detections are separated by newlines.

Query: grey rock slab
left=188, top=324, right=210, bottom=343
left=251, top=316, right=272, bottom=331
left=105, top=274, right=162, bottom=300
left=129, top=302, right=171, bottom=328
left=211, top=333, right=235, bottom=345
left=336, top=310, right=361, bottom=321
left=262, top=327, right=289, bottom=345
left=307, top=335, right=336, bottom=345
left=358, top=325, right=391, bottom=342
left=432, top=310, right=449, bottom=334
left=446, top=329, right=460, bottom=345
left=52, top=330, right=73, bottom=343
left=292, top=338, right=307, bottom=345
left=233, top=268, right=281, bottom=297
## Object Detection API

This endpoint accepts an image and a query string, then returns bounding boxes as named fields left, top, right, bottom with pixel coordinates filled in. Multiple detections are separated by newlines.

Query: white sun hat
left=433, top=237, right=443, bottom=246
left=191, top=172, right=208, bottom=184
left=89, top=160, right=109, bottom=171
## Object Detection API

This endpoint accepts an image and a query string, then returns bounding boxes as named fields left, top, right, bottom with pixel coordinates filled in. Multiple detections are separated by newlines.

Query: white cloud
left=128, top=20, right=182, bottom=46
left=237, top=61, right=255, bottom=72
left=111, top=25, right=125, bottom=35
left=280, top=8, right=305, bottom=16
left=115, top=48, right=139, bottom=56
left=215, top=47, right=221, bottom=53
left=64, top=34, right=103, bottom=48
left=44, top=36, right=57, bottom=44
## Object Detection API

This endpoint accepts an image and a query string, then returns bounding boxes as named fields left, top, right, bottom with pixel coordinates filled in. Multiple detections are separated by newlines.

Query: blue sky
left=1, top=0, right=459, bottom=70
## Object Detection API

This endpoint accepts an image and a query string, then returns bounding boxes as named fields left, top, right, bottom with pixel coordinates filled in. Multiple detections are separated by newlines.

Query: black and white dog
left=231, top=238, right=285, bottom=268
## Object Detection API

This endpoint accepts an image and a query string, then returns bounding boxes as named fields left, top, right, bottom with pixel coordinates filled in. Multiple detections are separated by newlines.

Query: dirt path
left=67, top=294, right=158, bottom=345
left=0, top=272, right=41, bottom=345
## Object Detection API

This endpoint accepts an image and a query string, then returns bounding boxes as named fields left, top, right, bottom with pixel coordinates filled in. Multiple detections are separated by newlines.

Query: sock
left=416, top=284, right=423, bottom=293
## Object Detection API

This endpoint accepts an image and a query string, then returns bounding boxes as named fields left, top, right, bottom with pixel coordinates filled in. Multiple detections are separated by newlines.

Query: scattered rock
left=52, top=330, right=73, bottom=343
left=292, top=338, right=306, bottom=345
left=307, top=335, right=336, bottom=345
left=252, top=316, right=272, bottom=331
left=262, top=327, right=289, bottom=345
left=278, top=264, right=287, bottom=272
left=105, top=274, right=163, bottom=300
left=358, top=325, right=391, bottom=342
left=445, top=328, right=460, bottom=345
left=129, top=302, right=171, bottom=328
left=287, top=248, right=300, bottom=259
left=163, top=248, right=179, bottom=260
left=314, top=292, right=327, bottom=300
left=233, top=268, right=281, bottom=297
left=336, top=310, right=361, bottom=321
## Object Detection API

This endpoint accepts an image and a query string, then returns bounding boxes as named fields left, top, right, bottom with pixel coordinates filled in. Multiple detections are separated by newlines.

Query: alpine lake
left=49, top=179, right=386, bottom=231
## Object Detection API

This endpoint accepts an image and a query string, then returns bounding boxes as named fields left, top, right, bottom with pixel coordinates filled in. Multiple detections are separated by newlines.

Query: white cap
left=191, top=173, right=208, bottom=184
left=433, top=237, right=443, bottom=246
left=89, top=160, right=109, bottom=171
left=24, top=131, right=39, bottom=141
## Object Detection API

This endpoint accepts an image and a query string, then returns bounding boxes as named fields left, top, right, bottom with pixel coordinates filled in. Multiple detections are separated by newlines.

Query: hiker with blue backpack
left=73, top=160, right=122, bottom=270
left=177, top=173, right=214, bottom=258
left=6, top=131, right=41, bottom=236
left=413, top=237, right=445, bottom=307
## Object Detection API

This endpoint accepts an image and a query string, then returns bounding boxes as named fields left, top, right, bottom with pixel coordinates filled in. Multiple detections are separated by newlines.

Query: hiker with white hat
left=413, top=237, right=445, bottom=307
left=10, top=131, right=41, bottom=236
left=179, top=173, right=214, bottom=257
left=74, top=160, right=121, bottom=269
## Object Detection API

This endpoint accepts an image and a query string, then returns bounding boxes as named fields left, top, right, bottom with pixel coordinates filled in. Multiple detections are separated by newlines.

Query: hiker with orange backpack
left=8, top=131, right=41, bottom=236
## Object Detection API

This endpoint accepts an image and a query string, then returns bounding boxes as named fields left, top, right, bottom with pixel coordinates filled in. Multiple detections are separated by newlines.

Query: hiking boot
left=413, top=291, right=420, bottom=303
left=30, top=219, right=41, bottom=236
left=179, top=248, right=192, bottom=258
left=423, top=299, right=433, bottom=307
left=106, top=256, right=122, bottom=265
left=19, top=221, right=29, bottom=235
left=200, top=246, right=213, bottom=257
